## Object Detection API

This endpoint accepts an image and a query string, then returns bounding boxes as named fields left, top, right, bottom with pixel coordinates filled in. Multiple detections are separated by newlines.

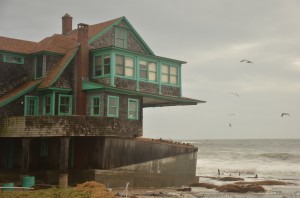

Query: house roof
left=0, top=36, right=38, bottom=54
left=0, top=79, right=42, bottom=108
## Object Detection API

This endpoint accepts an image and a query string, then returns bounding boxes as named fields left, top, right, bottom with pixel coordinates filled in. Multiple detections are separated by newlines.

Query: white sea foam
left=189, top=139, right=300, bottom=182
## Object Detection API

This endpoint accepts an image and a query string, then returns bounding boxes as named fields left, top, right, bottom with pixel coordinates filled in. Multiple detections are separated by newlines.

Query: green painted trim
left=90, top=95, right=101, bottom=116
left=90, top=46, right=186, bottom=64
left=41, top=87, right=72, bottom=92
left=107, top=95, right=119, bottom=117
left=58, top=94, right=73, bottom=115
left=135, top=56, right=140, bottom=91
left=82, top=82, right=204, bottom=104
left=0, top=80, right=42, bottom=108
left=110, top=52, right=116, bottom=87
left=2, top=53, right=24, bottom=64
left=24, top=95, right=39, bottom=116
left=82, top=81, right=104, bottom=90
left=128, top=98, right=139, bottom=120
left=48, top=48, right=79, bottom=87
left=88, top=17, right=124, bottom=45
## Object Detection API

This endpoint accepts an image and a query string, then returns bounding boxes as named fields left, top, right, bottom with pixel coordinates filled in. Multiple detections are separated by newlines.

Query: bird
left=228, top=113, right=236, bottom=116
left=281, top=113, right=290, bottom=117
left=229, top=92, right=240, bottom=97
left=240, top=59, right=253, bottom=64
left=229, top=123, right=232, bottom=127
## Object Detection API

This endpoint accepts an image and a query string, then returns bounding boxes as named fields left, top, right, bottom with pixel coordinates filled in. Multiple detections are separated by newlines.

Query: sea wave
left=258, top=152, right=300, bottom=162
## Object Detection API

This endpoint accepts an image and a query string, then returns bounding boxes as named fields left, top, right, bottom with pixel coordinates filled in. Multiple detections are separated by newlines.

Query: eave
left=82, top=81, right=205, bottom=107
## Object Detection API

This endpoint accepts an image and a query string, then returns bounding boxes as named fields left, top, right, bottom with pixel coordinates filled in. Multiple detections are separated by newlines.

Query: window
left=115, top=28, right=126, bottom=48
left=139, top=60, right=157, bottom=81
left=128, top=99, right=139, bottom=120
left=115, top=55, right=134, bottom=77
left=58, top=94, right=72, bottom=115
left=3, top=54, right=24, bottom=64
left=94, top=55, right=110, bottom=77
left=35, top=55, right=44, bottom=79
left=24, top=96, right=39, bottom=116
left=43, top=95, right=53, bottom=115
left=107, top=96, right=119, bottom=117
left=161, top=64, right=178, bottom=85
left=90, top=96, right=101, bottom=116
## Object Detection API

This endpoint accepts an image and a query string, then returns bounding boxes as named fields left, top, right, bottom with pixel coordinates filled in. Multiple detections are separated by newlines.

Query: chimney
left=62, top=13, right=73, bottom=35
left=76, top=23, right=89, bottom=115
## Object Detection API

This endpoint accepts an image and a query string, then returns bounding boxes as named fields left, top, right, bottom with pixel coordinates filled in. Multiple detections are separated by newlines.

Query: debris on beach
left=76, top=181, right=115, bottom=198
left=177, top=187, right=191, bottom=191
left=189, top=182, right=218, bottom=189
left=216, top=184, right=265, bottom=193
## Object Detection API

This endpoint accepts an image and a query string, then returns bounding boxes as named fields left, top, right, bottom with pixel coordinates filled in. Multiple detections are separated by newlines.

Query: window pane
left=95, top=56, right=102, bottom=65
left=149, top=62, right=156, bottom=71
left=116, top=65, right=124, bottom=75
left=115, top=38, right=124, bottom=48
left=170, top=76, right=177, bottom=84
left=116, top=55, right=123, bottom=65
left=125, top=68, right=134, bottom=77
left=139, top=70, right=147, bottom=79
left=149, top=72, right=156, bottom=81
left=139, top=60, right=147, bottom=66
left=109, top=107, right=116, bottom=115
left=162, top=74, right=168, bottom=83
left=170, top=66, right=177, bottom=75
left=162, top=65, right=168, bottom=73
left=109, top=98, right=117, bottom=106
left=125, top=57, right=134, bottom=67
left=103, top=56, right=110, bottom=75
left=36, top=55, right=43, bottom=78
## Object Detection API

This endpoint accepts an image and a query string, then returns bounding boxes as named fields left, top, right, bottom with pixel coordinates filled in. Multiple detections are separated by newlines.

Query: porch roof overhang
left=83, top=80, right=205, bottom=107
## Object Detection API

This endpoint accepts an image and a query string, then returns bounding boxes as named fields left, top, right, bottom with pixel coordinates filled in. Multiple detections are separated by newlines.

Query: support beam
left=21, top=138, right=31, bottom=174
left=59, top=137, right=70, bottom=173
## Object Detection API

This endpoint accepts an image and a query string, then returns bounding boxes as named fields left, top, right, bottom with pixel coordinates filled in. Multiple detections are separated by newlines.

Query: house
left=0, top=14, right=205, bottom=187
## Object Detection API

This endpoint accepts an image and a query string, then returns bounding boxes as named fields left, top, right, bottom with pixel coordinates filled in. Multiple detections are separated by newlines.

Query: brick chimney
left=62, top=13, right=73, bottom=35
left=76, top=23, right=89, bottom=115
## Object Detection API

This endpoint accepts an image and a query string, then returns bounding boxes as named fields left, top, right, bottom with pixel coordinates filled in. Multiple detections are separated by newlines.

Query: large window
left=116, top=55, right=134, bottom=77
left=3, top=54, right=24, bottom=64
left=139, top=60, right=157, bottom=82
left=161, top=64, right=178, bottom=85
left=90, top=96, right=101, bottom=116
left=107, top=96, right=119, bottom=117
left=94, top=55, right=110, bottom=77
left=115, top=28, right=126, bottom=48
left=58, top=94, right=72, bottom=115
left=35, top=55, right=44, bottom=79
left=128, top=99, right=139, bottom=120
left=43, top=95, right=53, bottom=115
left=24, top=96, right=39, bottom=116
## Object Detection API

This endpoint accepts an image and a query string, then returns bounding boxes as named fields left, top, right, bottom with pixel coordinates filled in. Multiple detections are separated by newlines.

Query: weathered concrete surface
left=95, top=152, right=199, bottom=187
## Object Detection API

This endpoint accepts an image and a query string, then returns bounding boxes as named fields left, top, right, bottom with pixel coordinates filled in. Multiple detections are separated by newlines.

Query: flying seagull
left=240, top=59, right=253, bottom=64
left=229, top=123, right=232, bottom=127
left=229, top=92, right=240, bottom=97
left=281, top=113, right=290, bottom=117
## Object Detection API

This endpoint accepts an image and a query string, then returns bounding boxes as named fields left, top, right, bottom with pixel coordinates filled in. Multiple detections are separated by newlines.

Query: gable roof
left=0, top=15, right=156, bottom=107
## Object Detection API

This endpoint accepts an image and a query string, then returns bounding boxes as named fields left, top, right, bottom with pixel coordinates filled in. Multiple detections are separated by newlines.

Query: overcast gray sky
left=1, top=0, right=300, bottom=140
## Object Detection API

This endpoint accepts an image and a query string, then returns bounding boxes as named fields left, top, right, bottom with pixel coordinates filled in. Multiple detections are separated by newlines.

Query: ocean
left=189, top=139, right=300, bottom=182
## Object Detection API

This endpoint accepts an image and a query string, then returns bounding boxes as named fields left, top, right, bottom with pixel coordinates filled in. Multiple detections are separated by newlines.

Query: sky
left=1, top=0, right=300, bottom=140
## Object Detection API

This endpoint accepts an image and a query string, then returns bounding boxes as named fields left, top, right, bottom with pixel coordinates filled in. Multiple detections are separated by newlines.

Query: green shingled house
left=0, top=14, right=204, bottom=187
